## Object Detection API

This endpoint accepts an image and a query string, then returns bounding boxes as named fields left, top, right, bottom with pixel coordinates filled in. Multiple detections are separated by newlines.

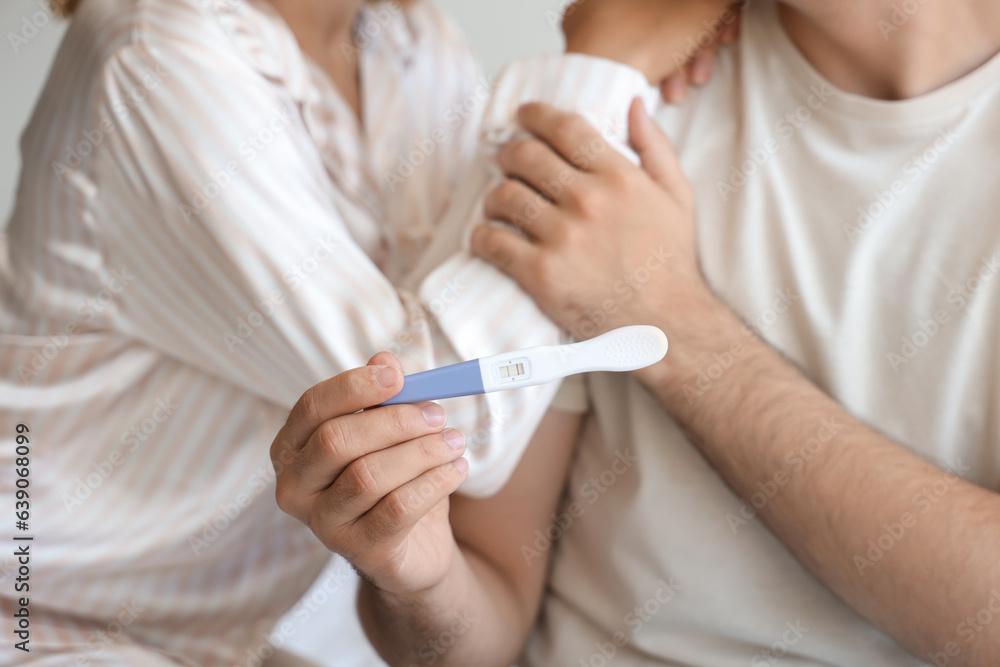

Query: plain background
left=0, top=1, right=562, bottom=665
left=0, top=0, right=565, bottom=229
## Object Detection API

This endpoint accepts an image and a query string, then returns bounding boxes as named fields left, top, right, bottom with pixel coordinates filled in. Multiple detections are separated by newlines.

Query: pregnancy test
left=381, top=325, right=668, bottom=406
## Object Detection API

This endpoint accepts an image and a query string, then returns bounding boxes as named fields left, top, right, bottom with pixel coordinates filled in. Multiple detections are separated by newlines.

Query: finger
left=293, top=401, right=449, bottom=495
left=496, top=138, right=579, bottom=205
left=688, top=46, right=716, bottom=87
left=719, top=5, right=741, bottom=45
left=660, top=70, right=689, bottom=104
left=628, top=98, right=688, bottom=196
left=272, top=358, right=404, bottom=464
left=348, top=457, right=469, bottom=549
left=516, top=103, right=628, bottom=174
left=484, top=179, right=560, bottom=242
left=367, top=351, right=403, bottom=374
left=470, top=223, right=540, bottom=281
left=322, top=428, right=466, bottom=525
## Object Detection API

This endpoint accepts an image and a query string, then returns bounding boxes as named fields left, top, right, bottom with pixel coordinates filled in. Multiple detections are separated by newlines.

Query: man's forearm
left=358, top=543, right=528, bottom=667
left=642, top=297, right=1000, bottom=665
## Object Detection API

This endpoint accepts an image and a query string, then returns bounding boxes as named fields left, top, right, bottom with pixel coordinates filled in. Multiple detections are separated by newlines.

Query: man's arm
left=642, top=292, right=1000, bottom=666
left=471, top=101, right=1000, bottom=665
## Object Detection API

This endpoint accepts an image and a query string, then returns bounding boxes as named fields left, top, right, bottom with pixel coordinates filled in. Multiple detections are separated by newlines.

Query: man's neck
left=778, top=1, right=1000, bottom=100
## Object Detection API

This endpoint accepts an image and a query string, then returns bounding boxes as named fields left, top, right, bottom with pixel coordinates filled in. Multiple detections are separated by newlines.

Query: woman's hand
left=270, top=353, right=469, bottom=596
left=471, top=99, right=718, bottom=345
left=562, top=0, right=743, bottom=102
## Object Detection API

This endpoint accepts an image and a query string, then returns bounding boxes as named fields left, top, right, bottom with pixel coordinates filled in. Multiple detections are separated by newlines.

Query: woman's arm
left=359, top=408, right=582, bottom=667
left=93, top=37, right=569, bottom=499
left=270, top=357, right=582, bottom=667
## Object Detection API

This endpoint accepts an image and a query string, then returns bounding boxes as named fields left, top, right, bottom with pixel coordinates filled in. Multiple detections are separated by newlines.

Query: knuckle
left=510, top=139, right=539, bottom=164
left=479, top=229, right=509, bottom=267
left=318, top=419, right=351, bottom=463
left=607, top=168, right=633, bottom=193
left=298, top=387, right=322, bottom=424
left=366, top=492, right=409, bottom=542
left=431, top=463, right=456, bottom=488
left=387, top=405, right=421, bottom=438
left=340, top=456, right=381, bottom=503
left=570, top=188, right=603, bottom=218
left=497, top=180, right=521, bottom=207
left=533, top=257, right=562, bottom=297
left=486, top=181, right=518, bottom=217
left=419, top=433, right=447, bottom=463
left=345, top=369, right=375, bottom=402
left=274, top=480, right=298, bottom=517
left=554, top=114, right=586, bottom=146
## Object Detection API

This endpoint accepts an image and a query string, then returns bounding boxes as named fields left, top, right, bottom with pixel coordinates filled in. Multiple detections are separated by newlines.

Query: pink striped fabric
left=0, top=0, right=656, bottom=662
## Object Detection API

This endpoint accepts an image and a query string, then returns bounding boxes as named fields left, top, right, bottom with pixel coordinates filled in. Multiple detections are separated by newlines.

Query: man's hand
left=562, top=0, right=742, bottom=102
left=472, top=100, right=718, bottom=352
left=270, top=352, right=468, bottom=596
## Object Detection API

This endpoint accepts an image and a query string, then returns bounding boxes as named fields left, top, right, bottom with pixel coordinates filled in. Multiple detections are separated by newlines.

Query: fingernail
left=666, top=78, right=687, bottom=102
left=452, top=457, right=469, bottom=474
left=636, top=100, right=652, bottom=129
left=375, top=366, right=400, bottom=388
left=691, top=60, right=710, bottom=85
left=443, top=428, right=465, bottom=450
left=422, top=403, right=446, bottom=427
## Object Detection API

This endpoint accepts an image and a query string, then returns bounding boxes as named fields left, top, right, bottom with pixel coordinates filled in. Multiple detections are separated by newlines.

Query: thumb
left=628, top=98, right=687, bottom=194
left=367, top=351, right=404, bottom=374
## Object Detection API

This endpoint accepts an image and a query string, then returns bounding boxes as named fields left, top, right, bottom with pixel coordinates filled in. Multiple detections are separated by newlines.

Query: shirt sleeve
left=93, top=40, right=656, bottom=498
left=406, top=54, right=660, bottom=495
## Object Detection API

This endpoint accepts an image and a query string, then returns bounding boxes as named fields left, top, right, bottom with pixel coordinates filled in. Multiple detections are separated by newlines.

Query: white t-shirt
left=524, top=1, right=1000, bottom=665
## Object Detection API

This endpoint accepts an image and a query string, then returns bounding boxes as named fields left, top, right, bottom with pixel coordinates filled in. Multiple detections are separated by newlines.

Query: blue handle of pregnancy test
left=380, top=359, right=485, bottom=406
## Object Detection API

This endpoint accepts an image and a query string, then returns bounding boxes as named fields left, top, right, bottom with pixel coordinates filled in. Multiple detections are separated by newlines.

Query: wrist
left=634, top=290, right=755, bottom=411
left=365, top=539, right=468, bottom=610
left=562, top=5, right=654, bottom=80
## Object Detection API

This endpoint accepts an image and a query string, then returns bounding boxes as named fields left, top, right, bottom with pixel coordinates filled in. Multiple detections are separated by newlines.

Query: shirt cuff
left=480, top=53, right=661, bottom=163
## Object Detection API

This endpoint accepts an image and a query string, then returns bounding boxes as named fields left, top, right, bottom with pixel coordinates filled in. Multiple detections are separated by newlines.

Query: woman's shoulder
left=56, top=0, right=261, bottom=90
